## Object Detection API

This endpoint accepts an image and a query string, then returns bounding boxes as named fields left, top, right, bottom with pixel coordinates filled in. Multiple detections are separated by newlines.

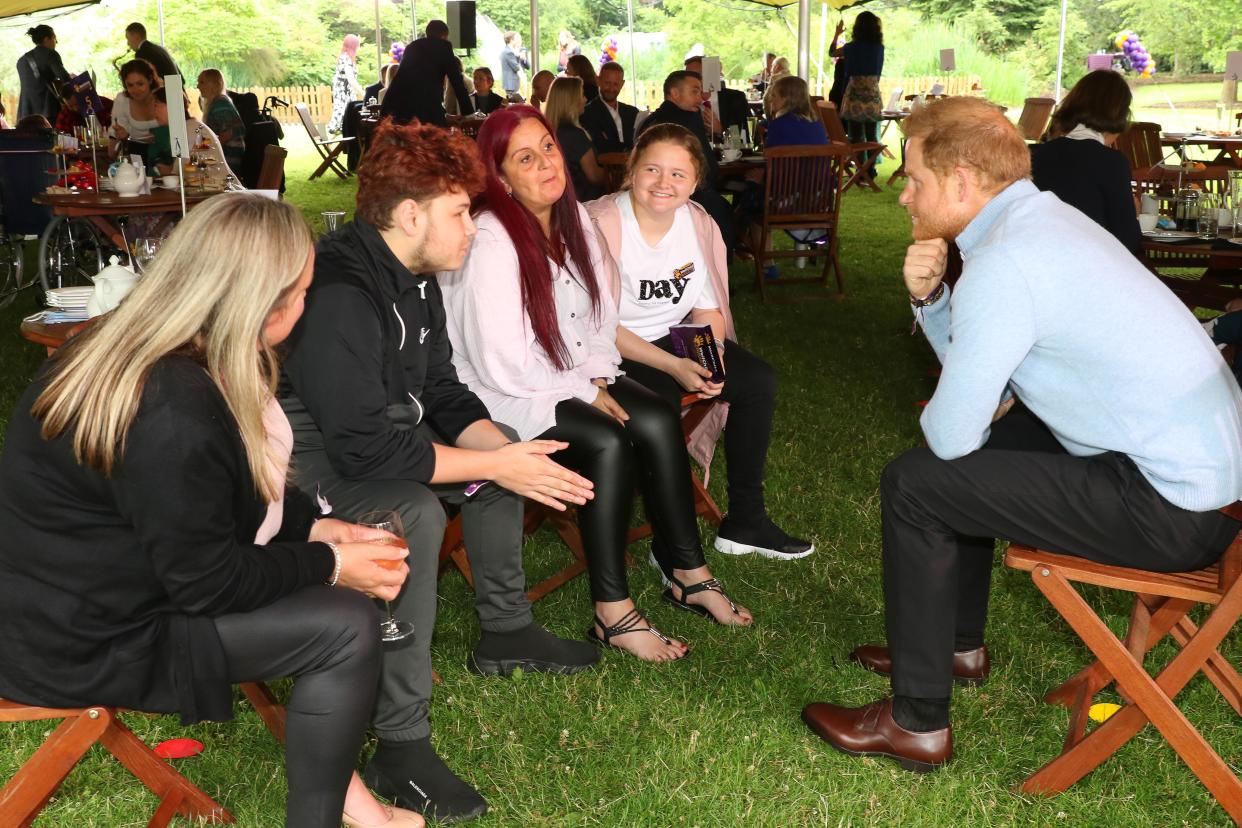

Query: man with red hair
left=802, top=97, right=1242, bottom=774
left=279, top=121, right=600, bottom=823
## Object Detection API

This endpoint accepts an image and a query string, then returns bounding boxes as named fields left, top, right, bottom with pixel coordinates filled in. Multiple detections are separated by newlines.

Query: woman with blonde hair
left=196, top=68, right=245, bottom=172
left=763, top=75, right=829, bottom=146
left=329, top=33, right=363, bottom=134
left=545, top=75, right=606, bottom=200
left=0, top=194, right=424, bottom=828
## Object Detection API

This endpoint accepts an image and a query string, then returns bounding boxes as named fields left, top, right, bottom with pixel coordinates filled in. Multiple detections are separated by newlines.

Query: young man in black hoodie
left=280, top=121, right=600, bottom=823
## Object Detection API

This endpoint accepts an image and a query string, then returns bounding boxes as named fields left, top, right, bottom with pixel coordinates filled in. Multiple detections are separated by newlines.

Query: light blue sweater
left=918, top=179, right=1242, bottom=512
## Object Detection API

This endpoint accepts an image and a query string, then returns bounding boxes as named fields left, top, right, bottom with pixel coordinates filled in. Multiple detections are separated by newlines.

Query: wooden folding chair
left=816, top=101, right=883, bottom=193
left=1003, top=504, right=1242, bottom=824
left=254, top=145, right=287, bottom=194
left=1015, top=97, right=1056, bottom=142
left=0, top=681, right=291, bottom=826
left=437, top=396, right=723, bottom=602
left=753, top=144, right=850, bottom=302
left=295, top=103, right=353, bottom=180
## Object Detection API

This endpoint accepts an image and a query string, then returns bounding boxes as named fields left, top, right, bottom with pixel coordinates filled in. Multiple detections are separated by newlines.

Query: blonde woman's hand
left=335, top=540, right=408, bottom=601
left=309, top=517, right=395, bottom=545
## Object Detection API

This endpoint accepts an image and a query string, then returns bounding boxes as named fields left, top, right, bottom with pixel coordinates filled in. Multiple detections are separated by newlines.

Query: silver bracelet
left=325, top=541, right=342, bottom=586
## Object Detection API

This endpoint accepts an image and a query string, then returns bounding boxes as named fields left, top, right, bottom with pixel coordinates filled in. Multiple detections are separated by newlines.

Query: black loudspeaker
left=446, top=1, right=476, bottom=49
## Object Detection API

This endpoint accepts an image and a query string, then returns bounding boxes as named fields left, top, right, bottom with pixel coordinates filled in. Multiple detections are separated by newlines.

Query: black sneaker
left=467, top=621, right=601, bottom=677
left=363, top=738, right=488, bottom=824
left=713, top=516, right=815, bottom=560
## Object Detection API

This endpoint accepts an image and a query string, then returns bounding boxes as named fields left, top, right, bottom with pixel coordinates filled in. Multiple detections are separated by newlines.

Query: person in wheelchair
left=585, top=123, right=813, bottom=561
left=0, top=194, right=428, bottom=828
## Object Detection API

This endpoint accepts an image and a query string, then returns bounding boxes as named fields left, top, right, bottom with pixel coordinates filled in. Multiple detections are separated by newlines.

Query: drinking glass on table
left=321, top=210, right=347, bottom=234
left=356, top=510, right=415, bottom=642
left=132, top=237, right=161, bottom=273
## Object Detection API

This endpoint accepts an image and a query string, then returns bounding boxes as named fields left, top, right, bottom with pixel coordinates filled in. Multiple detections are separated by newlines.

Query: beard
left=910, top=204, right=968, bottom=242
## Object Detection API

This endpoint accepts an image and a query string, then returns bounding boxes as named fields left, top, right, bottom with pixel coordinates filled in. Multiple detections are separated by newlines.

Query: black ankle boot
left=363, top=738, right=488, bottom=823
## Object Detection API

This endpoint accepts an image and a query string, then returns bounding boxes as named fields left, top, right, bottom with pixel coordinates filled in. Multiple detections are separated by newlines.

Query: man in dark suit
left=684, top=55, right=750, bottom=139
left=639, top=70, right=734, bottom=250
left=382, top=19, right=474, bottom=127
left=124, top=22, right=180, bottom=80
left=580, top=61, right=638, bottom=154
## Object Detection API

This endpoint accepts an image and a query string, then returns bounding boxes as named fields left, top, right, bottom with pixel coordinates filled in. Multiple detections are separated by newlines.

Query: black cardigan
left=1030, top=137, right=1142, bottom=255
left=0, top=354, right=331, bottom=723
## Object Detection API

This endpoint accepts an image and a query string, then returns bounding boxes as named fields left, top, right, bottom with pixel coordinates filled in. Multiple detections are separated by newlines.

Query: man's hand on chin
left=903, top=237, right=948, bottom=301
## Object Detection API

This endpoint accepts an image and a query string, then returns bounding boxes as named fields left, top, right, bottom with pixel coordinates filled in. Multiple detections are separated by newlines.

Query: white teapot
left=86, top=256, right=139, bottom=317
left=108, top=158, right=145, bottom=198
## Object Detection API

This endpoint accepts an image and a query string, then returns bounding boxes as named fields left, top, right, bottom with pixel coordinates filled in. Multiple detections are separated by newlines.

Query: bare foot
left=670, top=566, right=754, bottom=626
left=593, top=599, right=688, bottom=662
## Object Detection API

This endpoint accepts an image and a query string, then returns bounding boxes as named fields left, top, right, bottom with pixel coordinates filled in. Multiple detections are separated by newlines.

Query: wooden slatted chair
left=596, top=152, right=629, bottom=195
left=1015, top=97, right=1056, bottom=142
left=816, top=101, right=883, bottom=193
left=294, top=103, right=353, bottom=180
left=753, top=144, right=850, bottom=302
left=1, top=682, right=290, bottom=826
left=438, top=395, right=723, bottom=602
left=1003, top=503, right=1242, bottom=824
left=254, top=145, right=287, bottom=194
left=1117, top=121, right=1165, bottom=172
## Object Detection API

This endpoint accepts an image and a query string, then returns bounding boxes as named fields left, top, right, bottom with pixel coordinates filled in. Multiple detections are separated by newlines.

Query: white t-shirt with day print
left=614, top=192, right=719, bottom=342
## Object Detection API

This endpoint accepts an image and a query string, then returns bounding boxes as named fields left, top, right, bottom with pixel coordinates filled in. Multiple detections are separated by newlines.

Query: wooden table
left=33, top=189, right=215, bottom=251
left=19, top=317, right=85, bottom=355
left=882, top=111, right=911, bottom=186
left=717, top=154, right=765, bottom=182
left=1161, top=135, right=1242, bottom=168
left=1143, top=237, right=1242, bottom=310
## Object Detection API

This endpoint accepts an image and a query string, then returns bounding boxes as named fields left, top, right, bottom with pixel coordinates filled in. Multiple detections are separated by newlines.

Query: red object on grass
left=153, top=738, right=204, bottom=759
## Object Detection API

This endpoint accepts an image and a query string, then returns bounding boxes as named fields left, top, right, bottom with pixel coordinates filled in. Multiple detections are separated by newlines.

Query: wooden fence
left=2, top=74, right=979, bottom=131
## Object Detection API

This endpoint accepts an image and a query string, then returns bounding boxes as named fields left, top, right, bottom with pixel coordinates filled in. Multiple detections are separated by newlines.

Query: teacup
left=721, top=148, right=743, bottom=162
left=1138, top=213, right=1159, bottom=232
left=160, top=175, right=180, bottom=189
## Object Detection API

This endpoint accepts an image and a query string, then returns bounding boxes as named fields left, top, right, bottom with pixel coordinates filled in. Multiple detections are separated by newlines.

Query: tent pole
left=157, top=0, right=165, bottom=45
left=797, top=0, right=810, bottom=80
left=375, top=0, right=384, bottom=82
left=816, top=2, right=827, bottom=96
left=530, top=0, right=539, bottom=74
left=627, top=0, right=638, bottom=107
left=1054, top=0, right=1068, bottom=100
left=410, top=0, right=417, bottom=42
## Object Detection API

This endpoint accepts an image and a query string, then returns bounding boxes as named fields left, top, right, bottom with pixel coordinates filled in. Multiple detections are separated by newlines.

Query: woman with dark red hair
left=440, top=106, right=754, bottom=663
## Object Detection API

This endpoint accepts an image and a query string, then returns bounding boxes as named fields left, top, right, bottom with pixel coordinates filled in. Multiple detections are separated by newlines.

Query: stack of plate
left=45, top=286, right=93, bottom=321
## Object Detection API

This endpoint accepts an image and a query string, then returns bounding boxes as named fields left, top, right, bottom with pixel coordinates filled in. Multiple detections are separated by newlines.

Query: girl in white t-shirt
left=587, top=124, right=813, bottom=560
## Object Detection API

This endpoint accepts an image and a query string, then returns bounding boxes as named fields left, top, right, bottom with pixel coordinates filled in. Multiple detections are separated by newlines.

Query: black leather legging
left=213, top=586, right=381, bottom=828
left=540, top=376, right=706, bottom=602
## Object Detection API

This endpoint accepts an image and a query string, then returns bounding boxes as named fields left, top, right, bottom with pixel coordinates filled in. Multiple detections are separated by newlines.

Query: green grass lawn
left=0, top=141, right=1238, bottom=827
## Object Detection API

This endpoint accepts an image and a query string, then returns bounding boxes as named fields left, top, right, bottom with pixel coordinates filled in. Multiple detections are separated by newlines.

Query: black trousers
left=881, top=404, right=1239, bottom=700
left=620, top=337, right=777, bottom=524
left=539, top=376, right=706, bottom=602
left=214, top=587, right=382, bottom=828
left=691, top=186, right=737, bottom=253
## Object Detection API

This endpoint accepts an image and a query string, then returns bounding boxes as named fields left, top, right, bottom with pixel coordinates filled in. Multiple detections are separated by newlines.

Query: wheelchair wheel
left=38, top=216, right=106, bottom=293
left=0, top=231, right=28, bottom=310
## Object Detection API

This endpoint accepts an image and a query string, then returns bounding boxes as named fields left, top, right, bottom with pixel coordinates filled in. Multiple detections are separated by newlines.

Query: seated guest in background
left=14, top=114, right=52, bottom=133
left=769, top=55, right=791, bottom=82
left=280, top=120, right=599, bottom=823
left=124, top=21, right=180, bottom=80
left=108, top=59, right=160, bottom=163
left=0, top=101, right=9, bottom=129
left=802, top=97, right=1242, bottom=775
left=529, top=69, right=555, bottom=110
left=500, top=31, right=529, bottom=102
left=149, top=87, right=232, bottom=179
left=565, top=54, right=600, bottom=102
left=586, top=123, right=813, bottom=559
left=640, top=70, right=735, bottom=250
left=53, top=83, right=113, bottom=133
left=0, top=194, right=418, bottom=828
left=684, top=55, right=749, bottom=140
left=763, top=75, right=828, bottom=147
left=750, top=51, right=776, bottom=93
left=580, top=61, right=638, bottom=154
left=441, top=106, right=754, bottom=663
left=383, top=19, right=473, bottom=126
left=443, top=57, right=475, bottom=117
left=545, top=76, right=606, bottom=201
left=469, top=67, right=507, bottom=114
left=364, top=63, right=399, bottom=104
left=1031, top=69, right=1141, bottom=256
left=196, top=69, right=245, bottom=173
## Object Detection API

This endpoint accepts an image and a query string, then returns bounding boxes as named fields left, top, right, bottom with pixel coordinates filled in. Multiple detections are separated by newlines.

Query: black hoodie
left=279, top=219, right=489, bottom=483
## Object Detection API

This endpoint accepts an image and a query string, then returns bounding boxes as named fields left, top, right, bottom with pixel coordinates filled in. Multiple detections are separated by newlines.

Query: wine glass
left=131, top=238, right=160, bottom=274
left=356, top=510, right=415, bottom=642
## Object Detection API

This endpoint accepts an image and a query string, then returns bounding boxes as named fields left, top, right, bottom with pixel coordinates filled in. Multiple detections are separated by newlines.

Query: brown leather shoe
left=850, top=644, right=989, bottom=687
left=801, top=698, right=951, bottom=773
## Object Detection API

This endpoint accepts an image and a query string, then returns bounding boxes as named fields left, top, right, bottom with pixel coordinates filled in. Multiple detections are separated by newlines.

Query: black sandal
left=662, top=574, right=745, bottom=626
left=586, top=608, right=688, bottom=659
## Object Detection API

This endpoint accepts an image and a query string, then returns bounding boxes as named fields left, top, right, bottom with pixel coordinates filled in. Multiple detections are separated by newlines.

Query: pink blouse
left=439, top=206, right=622, bottom=440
